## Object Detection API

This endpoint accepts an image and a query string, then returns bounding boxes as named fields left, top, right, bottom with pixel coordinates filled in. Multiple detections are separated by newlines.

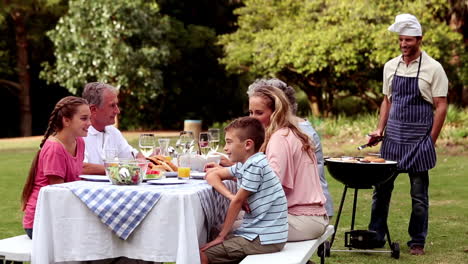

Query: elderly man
left=82, top=82, right=143, bottom=175
left=368, top=14, right=448, bottom=255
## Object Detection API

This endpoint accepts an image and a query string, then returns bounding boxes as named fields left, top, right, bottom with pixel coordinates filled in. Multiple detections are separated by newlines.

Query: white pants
left=287, top=214, right=329, bottom=241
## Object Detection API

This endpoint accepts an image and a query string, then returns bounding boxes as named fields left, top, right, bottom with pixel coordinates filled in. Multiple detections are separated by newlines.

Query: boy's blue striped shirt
left=229, top=152, right=288, bottom=244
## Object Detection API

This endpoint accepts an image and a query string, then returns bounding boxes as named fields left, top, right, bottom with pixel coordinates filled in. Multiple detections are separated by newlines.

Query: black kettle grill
left=324, top=158, right=401, bottom=259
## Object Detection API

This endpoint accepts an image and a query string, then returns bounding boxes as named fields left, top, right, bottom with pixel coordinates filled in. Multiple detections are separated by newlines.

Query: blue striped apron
left=380, top=54, right=436, bottom=172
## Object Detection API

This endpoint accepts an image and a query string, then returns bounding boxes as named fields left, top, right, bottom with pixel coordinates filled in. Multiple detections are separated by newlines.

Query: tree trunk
left=307, top=95, right=321, bottom=117
left=11, top=9, right=32, bottom=136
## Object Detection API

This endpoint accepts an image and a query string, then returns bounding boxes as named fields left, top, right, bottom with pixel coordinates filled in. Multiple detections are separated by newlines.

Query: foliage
left=41, top=0, right=248, bottom=130
left=0, top=0, right=69, bottom=137
left=218, top=0, right=467, bottom=115
left=41, top=0, right=173, bottom=128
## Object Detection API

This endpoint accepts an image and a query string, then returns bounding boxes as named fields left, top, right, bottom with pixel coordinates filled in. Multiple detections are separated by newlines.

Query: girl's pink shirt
left=23, top=137, right=85, bottom=229
left=266, top=128, right=327, bottom=216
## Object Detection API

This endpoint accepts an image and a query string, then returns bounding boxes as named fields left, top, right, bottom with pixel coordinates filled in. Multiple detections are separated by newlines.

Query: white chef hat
left=388, top=13, right=422, bottom=36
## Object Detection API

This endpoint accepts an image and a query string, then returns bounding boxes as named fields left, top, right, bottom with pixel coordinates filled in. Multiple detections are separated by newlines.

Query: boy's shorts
left=204, top=235, right=285, bottom=263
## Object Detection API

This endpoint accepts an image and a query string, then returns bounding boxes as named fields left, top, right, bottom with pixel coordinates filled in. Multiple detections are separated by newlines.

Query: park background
left=1, top=0, right=467, bottom=263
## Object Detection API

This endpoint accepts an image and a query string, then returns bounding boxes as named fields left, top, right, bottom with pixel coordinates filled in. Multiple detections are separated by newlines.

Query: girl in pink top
left=249, top=86, right=328, bottom=241
left=21, top=96, right=91, bottom=239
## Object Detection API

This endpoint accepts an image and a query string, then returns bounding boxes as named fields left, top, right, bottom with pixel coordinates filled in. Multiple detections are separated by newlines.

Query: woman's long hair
left=251, top=86, right=315, bottom=160
left=21, top=96, right=88, bottom=210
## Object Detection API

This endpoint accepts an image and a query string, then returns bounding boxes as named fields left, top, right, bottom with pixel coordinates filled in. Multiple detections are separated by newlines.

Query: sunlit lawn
left=1, top=133, right=466, bottom=264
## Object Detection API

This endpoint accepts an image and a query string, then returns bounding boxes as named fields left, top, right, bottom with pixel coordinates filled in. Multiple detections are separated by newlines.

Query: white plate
left=190, top=172, right=206, bottom=179
left=147, top=178, right=188, bottom=185
left=79, top=175, right=109, bottom=182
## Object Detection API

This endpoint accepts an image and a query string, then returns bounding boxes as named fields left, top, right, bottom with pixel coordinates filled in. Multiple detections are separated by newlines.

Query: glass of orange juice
left=178, top=154, right=191, bottom=180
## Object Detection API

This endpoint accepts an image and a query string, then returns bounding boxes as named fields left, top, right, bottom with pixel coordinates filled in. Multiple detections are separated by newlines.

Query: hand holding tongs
left=358, top=135, right=384, bottom=150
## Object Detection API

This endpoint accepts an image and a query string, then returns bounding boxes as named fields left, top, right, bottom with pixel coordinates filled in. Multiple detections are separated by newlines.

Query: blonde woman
left=249, top=86, right=328, bottom=241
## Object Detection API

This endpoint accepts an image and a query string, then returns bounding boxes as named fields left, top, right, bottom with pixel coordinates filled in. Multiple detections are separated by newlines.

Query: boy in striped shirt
left=200, top=117, right=288, bottom=264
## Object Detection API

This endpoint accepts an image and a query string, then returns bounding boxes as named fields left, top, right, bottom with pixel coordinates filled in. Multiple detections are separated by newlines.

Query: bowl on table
left=105, top=159, right=148, bottom=185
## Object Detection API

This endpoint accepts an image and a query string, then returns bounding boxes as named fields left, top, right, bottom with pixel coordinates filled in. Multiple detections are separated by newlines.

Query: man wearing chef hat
left=367, top=14, right=448, bottom=255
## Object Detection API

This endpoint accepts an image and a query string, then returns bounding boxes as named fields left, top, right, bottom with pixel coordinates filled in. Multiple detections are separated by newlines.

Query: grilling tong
left=357, top=135, right=383, bottom=150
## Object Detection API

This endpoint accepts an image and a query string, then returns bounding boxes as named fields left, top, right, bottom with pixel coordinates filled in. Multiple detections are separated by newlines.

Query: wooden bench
left=0, top=235, right=31, bottom=263
left=240, top=225, right=334, bottom=264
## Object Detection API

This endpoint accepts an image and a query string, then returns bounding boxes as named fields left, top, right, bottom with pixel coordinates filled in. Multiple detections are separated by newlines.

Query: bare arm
left=82, top=163, right=106, bottom=175
left=431, top=97, right=447, bottom=144
left=205, top=168, right=237, bottom=200
left=200, top=188, right=251, bottom=251
left=370, top=96, right=391, bottom=137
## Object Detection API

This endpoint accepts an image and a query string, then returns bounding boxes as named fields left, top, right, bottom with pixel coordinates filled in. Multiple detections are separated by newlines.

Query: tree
left=43, top=0, right=248, bottom=130
left=41, top=0, right=174, bottom=128
left=218, top=0, right=467, bottom=116
left=0, top=0, right=67, bottom=137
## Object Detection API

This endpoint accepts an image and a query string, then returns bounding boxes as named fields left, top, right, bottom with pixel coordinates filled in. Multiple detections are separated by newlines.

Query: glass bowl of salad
left=105, top=159, right=148, bottom=185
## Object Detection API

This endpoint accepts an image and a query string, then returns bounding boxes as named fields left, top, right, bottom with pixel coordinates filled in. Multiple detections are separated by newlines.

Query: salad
left=106, top=162, right=142, bottom=185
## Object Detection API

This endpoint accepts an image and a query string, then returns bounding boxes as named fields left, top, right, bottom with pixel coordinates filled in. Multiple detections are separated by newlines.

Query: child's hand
left=242, top=202, right=251, bottom=214
left=204, top=162, right=222, bottom=172
left=219, top=156, right=235, bottom=167
left=200, top=235, right=225, bottom=251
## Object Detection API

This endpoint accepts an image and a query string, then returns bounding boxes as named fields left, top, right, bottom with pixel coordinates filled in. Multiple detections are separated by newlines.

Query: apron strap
left=416, top=53, right=422, bottom=78
left=394, top=53, right=423, bottom=77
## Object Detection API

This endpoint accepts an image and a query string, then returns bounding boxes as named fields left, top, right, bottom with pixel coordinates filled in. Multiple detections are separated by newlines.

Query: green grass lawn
left=1, top=134, right=466, bottom=264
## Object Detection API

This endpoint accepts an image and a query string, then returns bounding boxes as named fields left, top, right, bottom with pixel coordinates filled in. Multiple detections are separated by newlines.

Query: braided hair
left=21, top=96, right=88, bottom=210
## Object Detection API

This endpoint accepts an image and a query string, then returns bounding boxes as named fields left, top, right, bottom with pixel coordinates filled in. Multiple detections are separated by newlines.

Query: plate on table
left=147, top=178, right=187, bottom=185
left=190, top=172, right=206, bottom=179
left=79, top=175, right=109, bottom=182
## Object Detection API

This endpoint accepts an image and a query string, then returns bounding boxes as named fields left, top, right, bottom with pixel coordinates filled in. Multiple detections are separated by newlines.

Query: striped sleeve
left=240, top=163, right=262, bottom=192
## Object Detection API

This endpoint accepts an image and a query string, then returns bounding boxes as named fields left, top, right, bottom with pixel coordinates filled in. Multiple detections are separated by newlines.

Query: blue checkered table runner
left=58, top=181, right=162, bottom=240
left=197, top=180, right=237, bottom=238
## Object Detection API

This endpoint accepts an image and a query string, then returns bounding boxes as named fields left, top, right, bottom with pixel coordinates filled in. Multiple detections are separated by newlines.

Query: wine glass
left=199, top=132, right=211, bottom=156
left=139, top=133, right=155, bottom=157
left=208, top=128, right=220, bottom=153
left=176, top=131, right=195, bottom=154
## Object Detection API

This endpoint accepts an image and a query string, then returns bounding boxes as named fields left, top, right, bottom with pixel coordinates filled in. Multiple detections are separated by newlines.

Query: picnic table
left=31, top=178, right=235, bottom=264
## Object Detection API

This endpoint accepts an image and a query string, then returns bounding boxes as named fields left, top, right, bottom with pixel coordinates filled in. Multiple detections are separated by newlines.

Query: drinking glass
left=199, top=132, right=211, bottom=156
left=158, top=138, right=171, bottom=157
left=178, top=153, right=191, bottom=180
left=176, top=131, right=195, bottom=154
left=139, top=133, right=155, bottom=157
left=208, top=128, right=220, bottom=153
left=104, top=148, right=118, bottom=162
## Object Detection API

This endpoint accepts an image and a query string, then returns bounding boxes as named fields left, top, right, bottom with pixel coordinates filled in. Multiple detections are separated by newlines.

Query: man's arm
left=431, top=97, right=447, bottom=144
left=82, top=163, right=105, bottom=175
left=370, top=96, right=391, bottom=138
left=200, top=188, right=251, bottom=251
left=205, top=168, right=237, bottom=200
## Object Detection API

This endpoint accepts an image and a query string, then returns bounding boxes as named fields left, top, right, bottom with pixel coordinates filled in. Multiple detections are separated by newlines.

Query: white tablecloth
left=32, top=180, right=215, bottom=264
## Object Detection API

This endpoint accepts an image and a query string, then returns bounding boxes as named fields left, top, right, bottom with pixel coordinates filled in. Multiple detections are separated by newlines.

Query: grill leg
left=330, top=185, right=348, bottom=248
left=351, top=188, right=359, bottom=231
